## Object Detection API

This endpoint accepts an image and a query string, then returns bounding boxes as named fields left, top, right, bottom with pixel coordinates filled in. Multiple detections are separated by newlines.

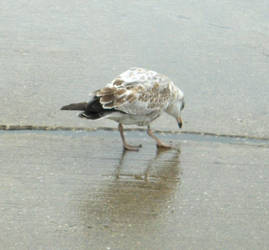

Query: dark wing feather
left=80, top=96, right=125, bottom=119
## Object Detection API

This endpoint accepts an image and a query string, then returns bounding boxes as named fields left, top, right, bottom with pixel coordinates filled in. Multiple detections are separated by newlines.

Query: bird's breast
left=107, top=111, right=161, bottom=126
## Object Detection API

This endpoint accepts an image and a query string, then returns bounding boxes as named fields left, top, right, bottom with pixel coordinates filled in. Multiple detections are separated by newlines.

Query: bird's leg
left=118, top=123, right=142, bottom=151
left=147, top=125, right=172, bottom=149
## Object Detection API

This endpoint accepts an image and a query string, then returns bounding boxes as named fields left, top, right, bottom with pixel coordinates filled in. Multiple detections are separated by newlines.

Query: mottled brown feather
left=113, top=79, right=124, bottom=86
left=100, top=94, right=114, bottom=103
left=153, top=83, right=159, bottom=91
left=126, top=94, right=137, bottom=103
left=116, top=89, right=127, bottom=96
left=96, top=87, right=115, bottom=96
left=114, top=96, right=126, bottom=106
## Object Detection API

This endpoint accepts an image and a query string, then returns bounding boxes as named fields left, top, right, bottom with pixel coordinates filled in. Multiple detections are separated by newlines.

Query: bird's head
left=166, top=91, right=185, bottom=129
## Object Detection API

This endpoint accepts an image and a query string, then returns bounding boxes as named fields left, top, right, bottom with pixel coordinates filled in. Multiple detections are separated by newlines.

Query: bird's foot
left=156, top=142, right=172, bottom=150
left=123, top=143, right=142, bottom=151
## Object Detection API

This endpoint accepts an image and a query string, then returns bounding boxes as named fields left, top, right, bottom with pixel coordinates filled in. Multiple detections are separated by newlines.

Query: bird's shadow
left=81, top=147, right=182, bottom=228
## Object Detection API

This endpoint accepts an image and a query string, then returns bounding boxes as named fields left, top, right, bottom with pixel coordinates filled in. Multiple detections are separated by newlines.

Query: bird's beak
left=177, top=117, right=183, bottom=128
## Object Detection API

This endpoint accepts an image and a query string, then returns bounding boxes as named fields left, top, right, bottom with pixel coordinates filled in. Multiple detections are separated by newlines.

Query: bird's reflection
left=114, top=148, right=181, bottom=183
left=81, top=147, right=182, bottom=228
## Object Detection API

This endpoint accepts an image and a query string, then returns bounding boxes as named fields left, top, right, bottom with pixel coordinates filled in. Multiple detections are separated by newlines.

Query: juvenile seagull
left=61, top=67, right=185, bottom=151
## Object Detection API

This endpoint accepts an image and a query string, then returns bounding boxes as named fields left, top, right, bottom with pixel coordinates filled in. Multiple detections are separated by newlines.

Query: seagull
left=61, top=67, right=185, bottom=151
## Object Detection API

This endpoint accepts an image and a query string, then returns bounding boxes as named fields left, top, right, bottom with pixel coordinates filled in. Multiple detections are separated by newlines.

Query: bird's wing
left=94, top=68, right=174, bottom=115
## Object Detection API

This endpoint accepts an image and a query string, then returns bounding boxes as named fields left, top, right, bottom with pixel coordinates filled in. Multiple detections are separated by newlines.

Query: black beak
left=177, top=117, right=183, bottom=128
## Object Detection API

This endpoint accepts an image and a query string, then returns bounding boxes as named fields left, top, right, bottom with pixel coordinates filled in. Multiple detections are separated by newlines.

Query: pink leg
left=147, top=126, right=172, bottom=149
left=118, top=123, right=142, bottom=151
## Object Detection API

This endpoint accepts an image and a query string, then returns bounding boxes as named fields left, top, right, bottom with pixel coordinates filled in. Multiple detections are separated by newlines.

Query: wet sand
left=1, top=0, right=269, bottom=249
left=1, top=130, right=269, bottom=249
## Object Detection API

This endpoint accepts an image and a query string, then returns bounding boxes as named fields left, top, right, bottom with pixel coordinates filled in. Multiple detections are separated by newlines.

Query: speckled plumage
left=94, top=67, right=184, bottom=126
left=61, top=67, right=185, bottom=150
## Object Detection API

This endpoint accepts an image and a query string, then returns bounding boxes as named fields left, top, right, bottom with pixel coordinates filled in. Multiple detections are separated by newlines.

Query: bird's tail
left=61, top=102, right=87, bottom=111
left=60, top=98, right=112, bottom=120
